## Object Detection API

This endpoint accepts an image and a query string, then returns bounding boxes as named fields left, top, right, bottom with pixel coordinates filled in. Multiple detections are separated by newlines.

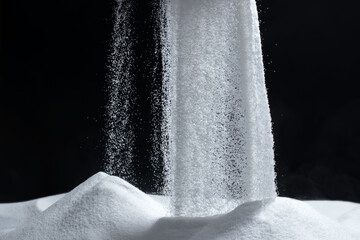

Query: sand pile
left=1, top=173, right=166, bottom=240
left=188, top=198, right=359, bottom=240
left=1, top=172, right=359, bottom=240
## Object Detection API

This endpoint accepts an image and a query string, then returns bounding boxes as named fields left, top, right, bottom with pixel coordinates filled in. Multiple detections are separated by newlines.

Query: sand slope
left=1, top=173, right=359, bottom=240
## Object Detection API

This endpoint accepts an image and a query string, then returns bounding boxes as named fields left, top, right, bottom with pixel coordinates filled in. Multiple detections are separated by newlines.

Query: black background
left=1, top=0, right=359, bottom=203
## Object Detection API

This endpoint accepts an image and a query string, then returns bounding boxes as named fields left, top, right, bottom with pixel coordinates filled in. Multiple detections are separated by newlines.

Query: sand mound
left=2, top=172, right=166, bottom=240
left=1, top=172, right=359, bottom=240
left=189, top=198, right=360, bottom=240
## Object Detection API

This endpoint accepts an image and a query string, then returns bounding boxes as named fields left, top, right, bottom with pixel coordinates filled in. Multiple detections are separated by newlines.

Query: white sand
left=0, top=172, right=359, bottom=240
left=163, top=0, right=276, bottom=217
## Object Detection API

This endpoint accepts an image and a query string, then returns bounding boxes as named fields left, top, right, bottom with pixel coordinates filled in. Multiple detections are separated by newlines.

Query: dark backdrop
left=1, top=0, right=359, bottom=202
